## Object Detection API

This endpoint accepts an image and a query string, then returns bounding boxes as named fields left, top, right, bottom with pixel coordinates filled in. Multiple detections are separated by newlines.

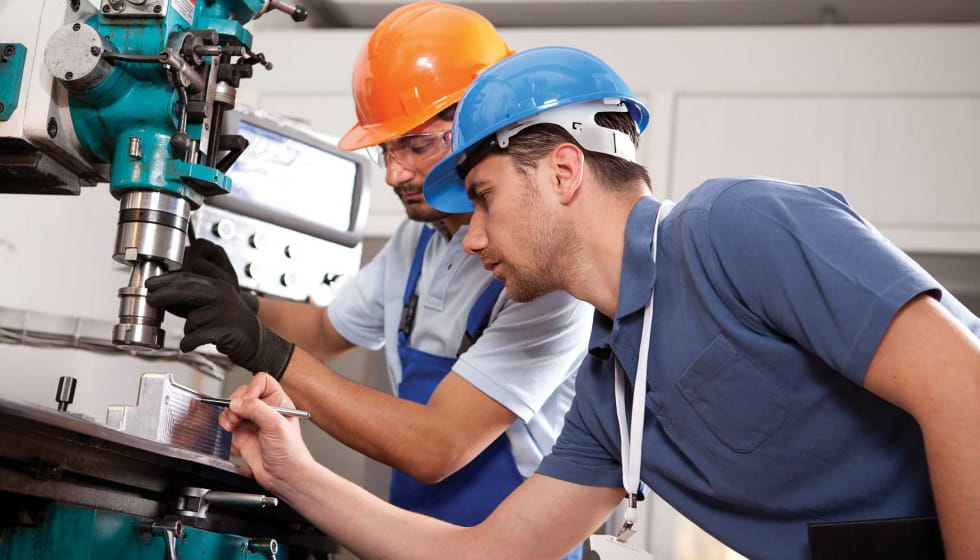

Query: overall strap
left=456, top=279, right=505, bottom=356
left=399, top=226, right=436, bottom=346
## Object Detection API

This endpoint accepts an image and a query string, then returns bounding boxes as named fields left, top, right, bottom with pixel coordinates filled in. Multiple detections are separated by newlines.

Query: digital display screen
left=227, top=120, right=358, bottom=232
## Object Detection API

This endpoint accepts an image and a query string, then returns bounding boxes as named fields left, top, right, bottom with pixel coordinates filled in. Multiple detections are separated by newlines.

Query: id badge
left=585, top=535, right=655, bottom=560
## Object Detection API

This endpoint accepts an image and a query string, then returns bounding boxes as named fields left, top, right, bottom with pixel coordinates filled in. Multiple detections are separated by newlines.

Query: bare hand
left=219, top=373, right=316, bottom=492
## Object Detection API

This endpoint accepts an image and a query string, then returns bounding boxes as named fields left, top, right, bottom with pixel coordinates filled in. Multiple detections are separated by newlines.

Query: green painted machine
left=0, top=0, right=308, bottom=350
left=0, top=2, right=339, bottom=558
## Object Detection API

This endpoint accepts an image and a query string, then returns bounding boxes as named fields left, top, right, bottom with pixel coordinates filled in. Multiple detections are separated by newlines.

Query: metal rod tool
left=198, top=397, right=311, bottom=419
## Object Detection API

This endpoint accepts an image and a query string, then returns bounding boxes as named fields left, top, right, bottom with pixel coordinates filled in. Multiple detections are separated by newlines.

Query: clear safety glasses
left=368, top=130, right=452, bottom=171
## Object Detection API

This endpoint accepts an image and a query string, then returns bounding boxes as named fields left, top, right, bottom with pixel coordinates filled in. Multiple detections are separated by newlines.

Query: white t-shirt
left=328, top=219, right=593, bottom=476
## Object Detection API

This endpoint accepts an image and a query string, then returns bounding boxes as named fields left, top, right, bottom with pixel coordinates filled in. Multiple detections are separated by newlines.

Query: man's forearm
left=919, top=403, right=980, bottom=559
left=279, top=349, right=509, bottom=482
left=256, top=297, right=353, bottom=362
left=274, top=459, right=474, bottom=560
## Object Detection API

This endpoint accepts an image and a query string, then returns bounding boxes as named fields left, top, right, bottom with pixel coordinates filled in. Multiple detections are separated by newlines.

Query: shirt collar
left=615, top=197, right=661, bottom=320
left=586, top=196, right=662, bottom=357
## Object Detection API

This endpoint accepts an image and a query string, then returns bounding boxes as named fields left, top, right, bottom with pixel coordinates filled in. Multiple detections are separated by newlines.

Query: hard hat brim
left=424, top=152, right=474, bottom=214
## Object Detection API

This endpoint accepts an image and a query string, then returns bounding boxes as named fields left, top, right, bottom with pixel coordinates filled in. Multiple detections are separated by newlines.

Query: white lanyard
left=614, top=199, right=674, bottom=543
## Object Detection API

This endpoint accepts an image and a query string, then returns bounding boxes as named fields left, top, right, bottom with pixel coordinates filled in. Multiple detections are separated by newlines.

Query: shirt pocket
left=675, top=334, right=789, bottom=453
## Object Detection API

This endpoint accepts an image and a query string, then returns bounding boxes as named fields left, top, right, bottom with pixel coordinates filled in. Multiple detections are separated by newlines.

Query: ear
left=551, top=143, right=585, bottom=205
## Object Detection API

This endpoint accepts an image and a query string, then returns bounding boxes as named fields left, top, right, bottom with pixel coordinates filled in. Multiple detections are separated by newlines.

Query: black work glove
left=172, top=239, right=258, bottom=317
left=145, top=272, right=293, bottom=379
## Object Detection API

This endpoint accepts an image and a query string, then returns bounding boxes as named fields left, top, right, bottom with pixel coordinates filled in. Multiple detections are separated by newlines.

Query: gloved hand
left=145, top=272, right=294, bottom=379
left=175, top=239, right=258, bottom=316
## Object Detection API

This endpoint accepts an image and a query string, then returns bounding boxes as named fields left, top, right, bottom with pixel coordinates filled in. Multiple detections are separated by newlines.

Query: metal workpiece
left=43, top=22, right=113, bottom=92
left=105, top=373, right=232, bottom=459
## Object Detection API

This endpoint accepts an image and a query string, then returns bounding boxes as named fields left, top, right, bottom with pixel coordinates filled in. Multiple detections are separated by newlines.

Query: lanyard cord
left=614, top=199, right=674, bottom=543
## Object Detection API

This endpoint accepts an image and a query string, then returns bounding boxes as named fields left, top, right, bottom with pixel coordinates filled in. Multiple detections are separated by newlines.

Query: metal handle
left=267, top=0, right=308, bottom=22
left=140, top=518, right=182, bottom=560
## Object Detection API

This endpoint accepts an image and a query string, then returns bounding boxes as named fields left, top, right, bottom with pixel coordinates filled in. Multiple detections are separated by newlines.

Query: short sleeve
left=704, top=179, right=940, bottom=383
left=451, top=289, right=593, bottom=422
left=327, top=238, right=392, bottom=351
left=536, top=358, right=624, bottom=488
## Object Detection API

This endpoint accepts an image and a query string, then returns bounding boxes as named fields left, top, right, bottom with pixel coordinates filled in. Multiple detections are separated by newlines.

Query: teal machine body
left=29, top=0, right=307, bottom=351
left=0, top=1, right=334, bottom=558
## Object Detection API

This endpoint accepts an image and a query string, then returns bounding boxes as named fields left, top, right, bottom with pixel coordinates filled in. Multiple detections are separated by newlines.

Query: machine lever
left=266, top=1, right=309, bottom=22
left=176, top=487, right=279, bottom=521
left=140, top=517, right=182, bottom=560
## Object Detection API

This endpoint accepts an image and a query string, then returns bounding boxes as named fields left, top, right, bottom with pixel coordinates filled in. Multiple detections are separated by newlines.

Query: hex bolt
left=72, top=23, right=81, bottom=31
left=71, top=0, right=80, bottom=11
left=47, top=117, right=58, bottom=139
left=3, top=45, right=14, bottom=57
left=91, top=46, right=101, bottom=56
left=154, top=5, right=162, bottom=13
left=102, top=5, right=110, bottom=13
left=65, top=72, right=74, bottom=80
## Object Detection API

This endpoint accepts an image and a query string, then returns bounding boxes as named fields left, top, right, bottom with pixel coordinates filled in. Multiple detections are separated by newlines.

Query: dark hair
left=435, top=104, right=457, bottom=122
left=503, top=111, right=651, bottom=192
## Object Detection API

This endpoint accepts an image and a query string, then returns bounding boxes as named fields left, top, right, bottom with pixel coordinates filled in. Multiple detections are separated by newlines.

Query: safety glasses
left=368, top=130, right=452, bottom=171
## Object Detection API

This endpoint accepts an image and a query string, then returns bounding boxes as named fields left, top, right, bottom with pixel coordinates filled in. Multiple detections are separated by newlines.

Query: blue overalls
left=389, top=226, right=522, bottom=526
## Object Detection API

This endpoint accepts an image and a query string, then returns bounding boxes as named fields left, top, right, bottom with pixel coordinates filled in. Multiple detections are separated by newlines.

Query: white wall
left=242, top=24, right=980, bottom=252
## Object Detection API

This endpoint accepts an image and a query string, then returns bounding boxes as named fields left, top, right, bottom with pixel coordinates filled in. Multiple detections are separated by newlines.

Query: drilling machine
left=0, top=1, right=346, bottom=557
left=1, top=0, right=309, bottom=350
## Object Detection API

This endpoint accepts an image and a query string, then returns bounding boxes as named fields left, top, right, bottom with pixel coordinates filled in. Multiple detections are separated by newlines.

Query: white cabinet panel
left=671, top=94, right=980, bottom=251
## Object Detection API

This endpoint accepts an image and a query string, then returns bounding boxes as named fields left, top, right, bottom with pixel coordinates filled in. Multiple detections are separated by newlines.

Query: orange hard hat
left=338, top=1, right=514, bottom=151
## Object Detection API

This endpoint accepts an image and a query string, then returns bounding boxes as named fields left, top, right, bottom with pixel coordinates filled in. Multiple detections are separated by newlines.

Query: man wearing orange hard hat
left=146, top=3, right=590, bottom=555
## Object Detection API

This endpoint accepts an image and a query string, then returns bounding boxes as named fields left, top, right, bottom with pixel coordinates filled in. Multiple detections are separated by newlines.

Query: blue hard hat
left=423, top=46, right=649, bottom=214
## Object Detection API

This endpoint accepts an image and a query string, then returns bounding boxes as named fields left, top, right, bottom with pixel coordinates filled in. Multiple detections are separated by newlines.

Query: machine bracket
left=0, top=43, right=27, bottom=121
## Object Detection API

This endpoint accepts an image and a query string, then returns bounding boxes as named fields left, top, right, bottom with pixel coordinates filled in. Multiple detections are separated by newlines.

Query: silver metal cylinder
left=112, top=191, right=192, bottom=350
left=44, top=22, right=114, bottom=92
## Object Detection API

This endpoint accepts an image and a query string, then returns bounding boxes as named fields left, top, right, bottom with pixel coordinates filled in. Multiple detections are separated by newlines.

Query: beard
left=499, top=180, right=581, bottom=303
left=395, top=182, right=451, bottom=223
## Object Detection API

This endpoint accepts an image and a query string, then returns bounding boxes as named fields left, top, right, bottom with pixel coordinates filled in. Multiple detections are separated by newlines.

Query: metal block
left=106, top=373, right=231, bottom=459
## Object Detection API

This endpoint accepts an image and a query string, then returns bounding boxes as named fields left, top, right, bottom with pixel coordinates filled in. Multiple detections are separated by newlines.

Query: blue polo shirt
left=537, top=177, right=980, bottom=560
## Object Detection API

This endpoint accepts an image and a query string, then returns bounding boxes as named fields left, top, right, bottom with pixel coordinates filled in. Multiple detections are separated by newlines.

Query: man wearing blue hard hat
left=216, top=46, right=980, bottom=560
left=145, top=6, right=591, bottom=558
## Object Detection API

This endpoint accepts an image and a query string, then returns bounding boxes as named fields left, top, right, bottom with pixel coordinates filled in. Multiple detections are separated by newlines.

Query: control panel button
left=248, top=232, right=267, bottom=249
left=280, top=272, right=298, bottom=288
left=212, top=219, right=236, bottom=240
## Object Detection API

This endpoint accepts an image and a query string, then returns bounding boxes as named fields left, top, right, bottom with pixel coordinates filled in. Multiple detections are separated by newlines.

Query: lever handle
left=267, top=0, right=309, bottom=22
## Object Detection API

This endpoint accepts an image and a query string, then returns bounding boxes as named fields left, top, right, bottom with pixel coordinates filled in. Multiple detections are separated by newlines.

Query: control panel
left=192, top=205, right=361, bottom=306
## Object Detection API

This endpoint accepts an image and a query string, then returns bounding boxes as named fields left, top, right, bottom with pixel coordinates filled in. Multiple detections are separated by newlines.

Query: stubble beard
left=396, top=182, right=451, bottom=223
left=503, top=184, right=580, bottom=303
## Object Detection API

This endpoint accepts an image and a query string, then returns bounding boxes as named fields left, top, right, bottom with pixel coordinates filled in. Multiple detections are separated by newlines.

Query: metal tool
left=197, top=397, right=310, bottom=419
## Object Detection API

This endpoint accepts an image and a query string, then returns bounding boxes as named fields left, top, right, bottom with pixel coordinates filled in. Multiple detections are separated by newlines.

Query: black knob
left=56, top=376, right=77, bottom=412
left=291, top=4, right=309, bottom=21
